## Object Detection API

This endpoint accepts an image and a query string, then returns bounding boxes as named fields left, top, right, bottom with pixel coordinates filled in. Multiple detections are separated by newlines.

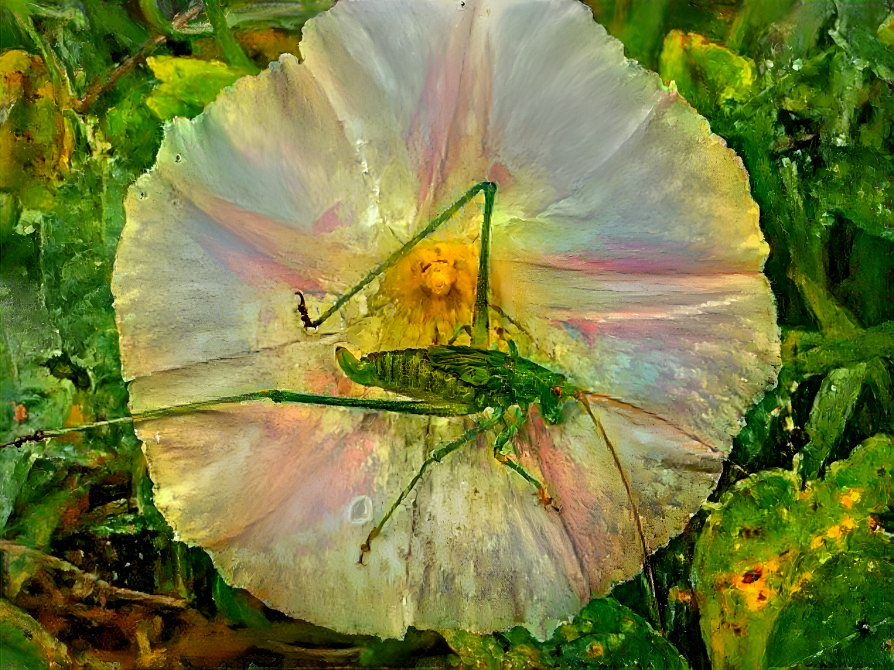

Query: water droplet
left=348, top=495, right=373, bottom=524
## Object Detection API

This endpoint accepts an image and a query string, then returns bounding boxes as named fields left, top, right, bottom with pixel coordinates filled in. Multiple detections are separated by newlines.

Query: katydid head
left=538, top=379, right=580, bottom=425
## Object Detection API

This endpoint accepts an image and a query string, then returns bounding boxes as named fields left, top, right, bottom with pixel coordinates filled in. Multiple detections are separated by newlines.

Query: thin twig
left=0, top=540, right=188, bottom=609
left=73, top=3, right=205, bottom=114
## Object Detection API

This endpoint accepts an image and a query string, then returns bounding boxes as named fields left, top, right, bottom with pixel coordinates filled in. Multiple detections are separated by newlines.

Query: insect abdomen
left=336, top=348, right=480, bottom=407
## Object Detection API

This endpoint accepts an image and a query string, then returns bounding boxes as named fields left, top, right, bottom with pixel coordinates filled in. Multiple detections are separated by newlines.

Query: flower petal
left=115, top=0, right=781, bottom=640
left=140, top=406, right=589, bottom=639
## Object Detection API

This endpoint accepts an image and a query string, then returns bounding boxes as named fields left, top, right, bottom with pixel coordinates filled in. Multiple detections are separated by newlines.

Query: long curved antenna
left=586, top=392, right=717, bottom=453
left=575, top=392, right=664, bottom=633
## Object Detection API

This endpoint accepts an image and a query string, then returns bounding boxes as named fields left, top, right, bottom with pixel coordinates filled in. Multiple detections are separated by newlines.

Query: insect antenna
left=575, top=391, right=664, bottom=634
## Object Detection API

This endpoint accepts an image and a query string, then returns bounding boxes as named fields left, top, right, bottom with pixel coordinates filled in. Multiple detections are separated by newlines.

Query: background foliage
left=1, top=0, right=892, bottom=667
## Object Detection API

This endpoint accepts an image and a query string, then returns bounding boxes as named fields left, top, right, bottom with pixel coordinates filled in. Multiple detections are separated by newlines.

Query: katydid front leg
left=358, top=410, right=504, bottom=564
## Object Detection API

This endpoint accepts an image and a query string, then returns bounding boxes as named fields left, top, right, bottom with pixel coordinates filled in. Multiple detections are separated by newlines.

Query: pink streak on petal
left=517, top=410, right=598, bottom=598
left=487, top=161, right=515, bottom=189
left=224, top=405, right=380, bottom=547
left=409, top=56, right=463, bottom=208
left=542, top=252, right=699, bottom=276
left=313, top=204, right=346, bottom=235
left=199, top=234, right=324, bottom=292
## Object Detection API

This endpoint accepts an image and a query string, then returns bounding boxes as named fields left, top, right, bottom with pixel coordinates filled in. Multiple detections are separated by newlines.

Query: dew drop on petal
left=348, top=495, right=373, bottom=524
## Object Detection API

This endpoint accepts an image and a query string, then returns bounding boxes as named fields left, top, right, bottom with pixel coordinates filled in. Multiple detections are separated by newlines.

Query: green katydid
left=3, top=180, right=724, bottom=631
left=0, top=0, right=784, bottom=644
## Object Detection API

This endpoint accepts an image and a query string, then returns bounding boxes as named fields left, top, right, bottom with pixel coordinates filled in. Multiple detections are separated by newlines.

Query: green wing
left=428, top=346, right=506, bottom=386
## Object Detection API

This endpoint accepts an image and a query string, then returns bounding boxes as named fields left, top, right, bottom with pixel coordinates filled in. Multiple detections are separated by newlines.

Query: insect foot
left=294, top=291, right=316, bottom=331
left=537, top=486, right=560, bottom=511
left=357, top=528, right=379, bottom=565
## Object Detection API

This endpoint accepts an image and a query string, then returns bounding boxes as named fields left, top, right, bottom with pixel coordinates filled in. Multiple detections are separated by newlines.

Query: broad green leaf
left=212, top=573, right=272, bottom=629
left=0, top=447, right=33, bottom=531
left=880, top=13, right=894, bottom=49
left=203, top=0, right=260, bottom=72
left=791, top=322, right=894, bottom=375
left=550, top=599, right=689, bottom=668
left=726, top=364, right=812, bottom=472
left=226, top=0, right=333, bottom=32
left=358, top=629, right=448, bottom=667
left=0, top=621, right=50, bottom=670
left=7, top=487, right=78, bottom=550
left=442, top=599, right=689, bottom=669
left=798, top=360, right=892, bottom=480
left=827, top=226, right=894, bottom=327
left=145, top=55, right=250, bottom=120
left=765, top=550, right=894, bottom=668
left=830, top=0, right=894, bottom=80
left=659, top=31, right=757, bottom=113
left=726, top=0, right=802, bottom=55
left=694, top=434, right=894, bottom=670
left=444, top=629, right=544, bottom=670
left=0, top=51, right=73, bottom=191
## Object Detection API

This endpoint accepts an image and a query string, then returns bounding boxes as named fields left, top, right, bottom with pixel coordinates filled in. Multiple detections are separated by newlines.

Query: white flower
left=115, top=0, right=780, bottom=639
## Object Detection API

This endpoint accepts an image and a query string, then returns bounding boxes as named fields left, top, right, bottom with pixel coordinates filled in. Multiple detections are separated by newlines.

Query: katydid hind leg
left=302, top=181, right=497, bottom=330
left=1, top=391, right=477, bottom=449
left=470, top=181, right=496, bottom=349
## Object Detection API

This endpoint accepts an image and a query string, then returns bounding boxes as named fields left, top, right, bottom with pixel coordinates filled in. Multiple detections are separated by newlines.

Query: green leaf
left=791, top=322, right=894, bottom=375
left=444, top=628, right=544, bottom=670
left=725, top=0, right=804, bottom=56
left=551, top=598, right=690, bottom=668
left=358, top=629, right=447, bottom=667
left=226, top=0, right=333, bottom=32
left=7, top=487, right=77, bottom=549
left=0, top=447, right=34, bottom=531
left=659, top=31, right=757, bottom=113
left=442, top=599, right=689, bottom=669
left=765, top=552, right=894, bottom=668
left=0, top=621, right=50, bottom=670
left=145, top=55, right=250, bottom=120
left=694, top=434, right=894, bottom=670
left=203, top=0, right=260, bottom=73
left=830, top=0, right=894, bottom=80
left=212, top=573, right=272, bottom=629
left=879, top=13, right=894, bottom=49
left=798, top=360, right=893, bottom=480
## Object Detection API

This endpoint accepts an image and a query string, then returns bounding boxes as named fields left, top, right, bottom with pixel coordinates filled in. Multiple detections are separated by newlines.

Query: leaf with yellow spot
left=694, top=434, right=894, bottom=669
left=0, top=50, right=73, bottom=191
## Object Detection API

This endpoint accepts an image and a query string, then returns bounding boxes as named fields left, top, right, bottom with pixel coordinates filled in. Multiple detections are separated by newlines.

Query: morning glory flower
left=114, top=0, right=780, bottom=639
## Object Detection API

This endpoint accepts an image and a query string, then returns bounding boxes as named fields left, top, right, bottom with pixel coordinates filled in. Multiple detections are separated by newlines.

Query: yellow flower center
left=377, top=242, right=478, bottom=345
